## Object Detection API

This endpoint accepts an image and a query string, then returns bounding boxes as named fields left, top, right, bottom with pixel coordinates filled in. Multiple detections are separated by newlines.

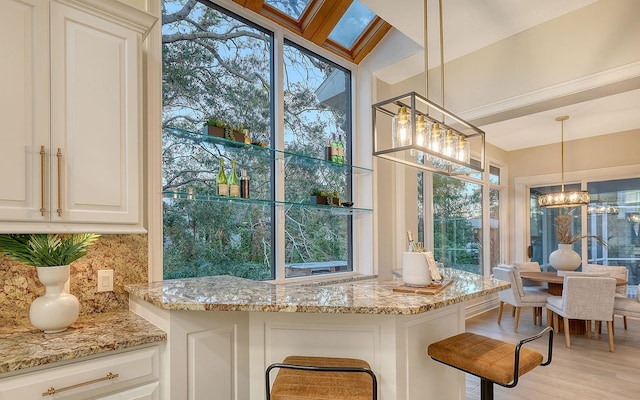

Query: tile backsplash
left=0, top=234, right=148, bottom=327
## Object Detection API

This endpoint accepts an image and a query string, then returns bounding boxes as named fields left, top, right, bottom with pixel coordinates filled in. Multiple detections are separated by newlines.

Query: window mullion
left=273, top=29, right=286, bottom=281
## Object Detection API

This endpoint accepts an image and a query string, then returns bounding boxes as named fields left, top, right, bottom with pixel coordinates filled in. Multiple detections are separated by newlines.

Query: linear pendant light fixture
left=537, top=116, right=590, bottom=208
left=372, top=0, right=485, bottom=176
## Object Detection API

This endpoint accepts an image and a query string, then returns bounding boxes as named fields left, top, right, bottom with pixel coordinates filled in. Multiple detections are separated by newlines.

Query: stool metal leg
left=480, top=379, right=494, bottom=400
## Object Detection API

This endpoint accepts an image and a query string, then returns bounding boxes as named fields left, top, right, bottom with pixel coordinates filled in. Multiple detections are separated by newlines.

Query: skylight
left=264, top=0, right=311, bottom=21
left=328, top=0, right=376, bottom=49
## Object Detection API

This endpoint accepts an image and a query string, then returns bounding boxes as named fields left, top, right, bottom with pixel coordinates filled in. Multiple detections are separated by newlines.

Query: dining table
left=519, top=271, right=627, bottom=334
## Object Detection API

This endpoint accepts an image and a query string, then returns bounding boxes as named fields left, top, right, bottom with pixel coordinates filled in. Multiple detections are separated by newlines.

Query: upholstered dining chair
left=613, top=284, right=640, bottom=330
left=494, top=266, right=552, bottom=332
left=583, top=264, right=630, bottom=329
left=546, top=275, right=617, bottom=352
left=583, top=264, right=628, bottom=297
left=514, top=261, right=544, bottom=287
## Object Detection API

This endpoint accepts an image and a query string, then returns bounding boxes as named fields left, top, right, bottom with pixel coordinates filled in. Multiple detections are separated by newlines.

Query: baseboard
left=464, top=293, right=499, bottom=320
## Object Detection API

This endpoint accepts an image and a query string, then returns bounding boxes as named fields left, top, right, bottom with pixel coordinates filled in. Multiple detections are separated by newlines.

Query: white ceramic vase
left=30, top=265, right=80, bottom=333
left=549, top=244, right=581, bottom=275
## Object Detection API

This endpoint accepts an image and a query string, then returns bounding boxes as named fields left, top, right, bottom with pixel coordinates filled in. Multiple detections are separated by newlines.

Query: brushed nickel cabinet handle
left=56, top=148, right=63, bottom=216
left=42, top=372, right=119, bottom=396
left=40, top=146, right=46, bottom=216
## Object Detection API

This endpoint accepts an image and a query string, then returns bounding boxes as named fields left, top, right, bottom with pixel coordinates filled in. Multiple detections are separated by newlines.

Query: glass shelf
left=163, top=191, right=373, bottom=216
left=164, top=126, right=372, bottom=176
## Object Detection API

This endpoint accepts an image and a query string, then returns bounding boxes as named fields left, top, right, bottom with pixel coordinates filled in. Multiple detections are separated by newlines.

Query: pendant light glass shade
left=537, top=116, right=590, bottom=208
left=392, top=106, right=411, bottom=147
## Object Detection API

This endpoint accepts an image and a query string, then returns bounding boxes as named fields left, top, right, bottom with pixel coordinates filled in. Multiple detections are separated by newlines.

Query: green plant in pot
left=0, top=233, right=100, bottom=333
left=309, top=189, right=340, bottom=206
left=204, top=116, right=245, bottom=143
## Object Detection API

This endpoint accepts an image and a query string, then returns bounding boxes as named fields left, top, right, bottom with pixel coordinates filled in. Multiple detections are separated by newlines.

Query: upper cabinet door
left=0, top=0, right=50, bottom=222
left=50, top=1, right=142, bottom=225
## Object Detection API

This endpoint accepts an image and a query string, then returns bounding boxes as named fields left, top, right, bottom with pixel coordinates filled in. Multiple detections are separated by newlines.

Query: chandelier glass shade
left=586, top=202, right=620, bottom=215
left=537, top=116, right=590, bottom=208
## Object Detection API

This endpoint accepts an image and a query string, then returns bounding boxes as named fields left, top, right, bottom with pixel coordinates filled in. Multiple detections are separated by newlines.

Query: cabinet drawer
left=0, top=346, right=159, bottom=400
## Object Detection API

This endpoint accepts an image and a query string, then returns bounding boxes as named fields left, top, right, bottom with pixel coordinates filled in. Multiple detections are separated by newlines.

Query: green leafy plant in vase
left=0, top=233, right=100, bottom=333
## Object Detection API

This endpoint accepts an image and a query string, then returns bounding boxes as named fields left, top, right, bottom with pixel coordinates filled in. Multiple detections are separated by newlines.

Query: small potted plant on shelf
left=310, top=189, right=340, bottom=206
left=0, top=233, right=100, bottom=333
left=203, top=116, right=245, bottom=144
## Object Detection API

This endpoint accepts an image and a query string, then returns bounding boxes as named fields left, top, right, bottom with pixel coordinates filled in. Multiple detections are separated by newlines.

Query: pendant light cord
left=557, top=115, right=569, bottom=192
left=424, top=0, right=429, bottom=100
left=439, top=0, right=444, bottom=110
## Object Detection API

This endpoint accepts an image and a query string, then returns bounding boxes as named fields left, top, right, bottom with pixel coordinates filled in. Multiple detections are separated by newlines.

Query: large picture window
left=433, top=175, right=483, bottom=274
left=161, top=0, right=354, bottom=280
left=529, top=177, right=640, bottom=297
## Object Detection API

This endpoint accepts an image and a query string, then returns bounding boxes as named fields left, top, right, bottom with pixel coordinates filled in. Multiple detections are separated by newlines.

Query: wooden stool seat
left=266, top=356, right=376, bottom=400
left=427, top=328, right=552, bottom=400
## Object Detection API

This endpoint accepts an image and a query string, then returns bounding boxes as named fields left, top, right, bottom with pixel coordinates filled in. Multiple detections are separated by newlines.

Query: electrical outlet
left=97, top=269, right=114, bottom=292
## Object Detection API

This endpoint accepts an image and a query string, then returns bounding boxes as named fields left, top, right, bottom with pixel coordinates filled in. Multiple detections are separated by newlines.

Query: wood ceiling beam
left=233, top=0, right=264, bottom=12
left=301, top=0, right=353, bottom=45
left=351, top=19, right=392, bottom=64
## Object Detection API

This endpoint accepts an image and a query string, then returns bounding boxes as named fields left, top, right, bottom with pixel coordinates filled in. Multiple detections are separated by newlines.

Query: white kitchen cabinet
left=0, top=0, right=156, bottom=233
left=96, top=382, right=160, bottom=400
left=0, top=345, right=160, bottom=400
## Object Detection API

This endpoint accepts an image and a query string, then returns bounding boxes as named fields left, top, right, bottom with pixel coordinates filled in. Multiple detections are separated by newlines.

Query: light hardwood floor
left=464, top=307, right=640, bottom=400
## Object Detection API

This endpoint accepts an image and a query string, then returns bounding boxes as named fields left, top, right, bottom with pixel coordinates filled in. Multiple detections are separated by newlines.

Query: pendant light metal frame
left=537, top=116, right=590, bottom=208
left=371, top=0, right=485, bottom=176
left=372, top=92, right=485, bottom=175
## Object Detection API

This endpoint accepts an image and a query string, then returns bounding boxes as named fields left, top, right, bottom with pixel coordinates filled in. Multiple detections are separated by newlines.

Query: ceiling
left=361, top=0, right=640, bottom=151
left=233, top=1, right=640, bottom=151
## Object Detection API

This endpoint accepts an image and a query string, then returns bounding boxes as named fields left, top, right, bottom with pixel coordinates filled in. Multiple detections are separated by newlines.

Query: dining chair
left=494, top=266, right=551, bottom=332
left=514, top=261, right=544, bottom=287
left=582, top=264, right=628, bottom=297
left=583, top=264, right=631, bottom=330
left=546, top=275, right=616, bottom=352
left=613, top=284, right=640, bottom=330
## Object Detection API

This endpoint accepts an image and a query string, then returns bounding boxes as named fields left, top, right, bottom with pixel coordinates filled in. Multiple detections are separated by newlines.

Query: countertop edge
left=131, top=286, right=504, bottom=314
left=0, top=310, right=167, bottom=375
left=126, top=270, right=509, bottom=315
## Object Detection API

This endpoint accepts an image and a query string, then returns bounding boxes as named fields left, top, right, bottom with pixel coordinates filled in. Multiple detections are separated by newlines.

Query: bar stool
left=266, top=355, right=377, bottom=400
left=427, top=327, right=553, bottom=400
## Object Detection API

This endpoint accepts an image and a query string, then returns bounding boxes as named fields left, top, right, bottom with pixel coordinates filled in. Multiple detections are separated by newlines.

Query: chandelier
left=587, top=202, right=620, bottom=215
left=371, top=0, right=485, bottom=176
left=537, top=116, right=590, bottom=208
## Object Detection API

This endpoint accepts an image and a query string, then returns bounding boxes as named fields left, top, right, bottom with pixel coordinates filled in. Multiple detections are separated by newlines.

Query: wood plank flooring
left=464, top=307, right=640, bottom=400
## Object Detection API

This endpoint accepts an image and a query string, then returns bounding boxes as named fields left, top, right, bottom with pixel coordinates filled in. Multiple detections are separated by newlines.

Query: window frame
left=421, top=158, right=507, bottom=277
left=514, top=164, right=640, bottom=263
left=157, top=0, right=361, bottom=282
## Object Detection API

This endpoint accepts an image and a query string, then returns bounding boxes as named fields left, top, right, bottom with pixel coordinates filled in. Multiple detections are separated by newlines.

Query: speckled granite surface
left=125, top=268, right=509, bottom=315
left=0, top=234, right=148, bottom=327
left=0, top=311, right=166, bottom=375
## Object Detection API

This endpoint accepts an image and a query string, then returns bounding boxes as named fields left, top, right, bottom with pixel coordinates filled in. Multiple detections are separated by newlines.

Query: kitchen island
left=126, top=268, right=508, bottom=400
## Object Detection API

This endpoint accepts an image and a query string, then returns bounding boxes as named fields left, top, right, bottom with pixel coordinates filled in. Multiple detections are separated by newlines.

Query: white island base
left=130, top=296, right=467, bottom=400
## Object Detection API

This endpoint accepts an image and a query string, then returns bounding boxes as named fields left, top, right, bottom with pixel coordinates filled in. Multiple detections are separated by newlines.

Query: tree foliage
left=162, top=0, right=349, bottom=280
left=432, top=175, right=482, bottom=272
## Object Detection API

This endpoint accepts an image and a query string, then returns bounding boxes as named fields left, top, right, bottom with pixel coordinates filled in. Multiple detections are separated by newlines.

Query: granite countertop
left=125, top=268, right=509, bottom=315
left=0, top=311, right=166, bottom=375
